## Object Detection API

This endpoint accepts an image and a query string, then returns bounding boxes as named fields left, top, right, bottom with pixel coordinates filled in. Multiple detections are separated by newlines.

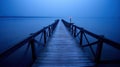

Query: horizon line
left=0, top=16, right=119, bottom=19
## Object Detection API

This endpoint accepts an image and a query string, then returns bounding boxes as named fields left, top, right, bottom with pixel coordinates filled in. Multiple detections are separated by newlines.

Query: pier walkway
left=32, top=21, right=94, bottom=67
left=0, top=19, right=120, bottom=67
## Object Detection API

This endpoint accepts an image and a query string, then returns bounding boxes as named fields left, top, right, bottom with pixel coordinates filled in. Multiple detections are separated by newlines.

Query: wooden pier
left=0, top=19, right=120, bottom=67
left=32, top=21, right=94, bottom=67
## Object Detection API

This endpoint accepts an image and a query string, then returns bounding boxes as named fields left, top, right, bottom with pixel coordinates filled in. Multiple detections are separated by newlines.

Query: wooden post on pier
left=30, top=38, right=36, bottom=62
left=44, top=30, right=47, bottom=45
left=95, top=36, right=104, bottom=64
left=69, top=16, right=72, bottom=23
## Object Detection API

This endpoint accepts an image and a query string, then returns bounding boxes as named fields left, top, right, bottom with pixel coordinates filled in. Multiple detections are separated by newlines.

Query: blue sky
left=0, top=0, right=120, bottom=17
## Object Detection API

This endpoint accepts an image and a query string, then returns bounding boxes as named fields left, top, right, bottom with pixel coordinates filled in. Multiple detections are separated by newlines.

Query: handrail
left=74, top=26, right=120, bottom=49
left=62, top=19, right=120, bottom=65
left=0, top=19, right=59, bottom=63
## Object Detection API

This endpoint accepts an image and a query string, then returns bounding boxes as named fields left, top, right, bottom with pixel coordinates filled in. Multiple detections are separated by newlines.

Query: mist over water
left=0, top=0, right=120, bottom=17
left=0, top=0, right=120, bottom=65
left=67, top=17, right=120, bottom=43
left=0, top=18, right=56, bottom=53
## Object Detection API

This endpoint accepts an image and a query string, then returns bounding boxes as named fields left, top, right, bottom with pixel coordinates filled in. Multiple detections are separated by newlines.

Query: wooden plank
left=32, top=21, right=95, bottom=67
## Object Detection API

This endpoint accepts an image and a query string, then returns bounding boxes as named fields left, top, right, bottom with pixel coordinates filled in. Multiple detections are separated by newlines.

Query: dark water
left=65, top=17, right=120, bottom=43
left=0, top=18, right=120, bottom=66
left=0, top=18, right=57, bottom=53
left=65, top=17, right=120, bottom=60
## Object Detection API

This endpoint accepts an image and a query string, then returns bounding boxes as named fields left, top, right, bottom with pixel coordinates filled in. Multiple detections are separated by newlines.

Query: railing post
left=80, top=29, right=84, bottom=46
left=52, top=22, right=57, bottom=31
left=74, top=26, right=77, bottom=37
left=48, top=27, right=51, bottom=37
left=71, top=26, right=74, bottom=35
left=30, top=38, right=36, bottom=62
left=70, top=23, right=73, bottom=28
left=51, top=25, right=54, bottom=33
left=95, top=36, right=104, bottom=64
left=70, top=17, right=72, bottom=23
left=44, top=29, right=47, bottom=45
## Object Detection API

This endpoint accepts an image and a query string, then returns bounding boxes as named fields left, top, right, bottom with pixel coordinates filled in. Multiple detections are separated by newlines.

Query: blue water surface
left=0, top=18, right=57, bottom=53
left=0, top=17, right=120, bottom=62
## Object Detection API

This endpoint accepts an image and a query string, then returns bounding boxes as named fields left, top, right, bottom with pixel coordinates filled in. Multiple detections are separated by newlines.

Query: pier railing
left=62, top=19, right=120, bottom=65
left=0, top=19, right=59, bottom=66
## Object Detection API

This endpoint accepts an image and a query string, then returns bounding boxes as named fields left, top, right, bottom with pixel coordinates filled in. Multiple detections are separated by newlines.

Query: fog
left=0, top=0, right=120, bottom=65
left=0, top=0, right=120, bottom=17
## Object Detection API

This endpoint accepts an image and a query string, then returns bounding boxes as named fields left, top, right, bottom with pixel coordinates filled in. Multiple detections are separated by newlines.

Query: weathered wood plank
left=32, top=21, right=94, bottom=67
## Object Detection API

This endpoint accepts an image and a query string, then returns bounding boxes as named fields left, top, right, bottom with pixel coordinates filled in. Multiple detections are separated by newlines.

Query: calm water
left=0, top=17, right=120, bottom=60
left=0, top=18, right=57, bottom=53
left=65, top=17, right=120, bottom=60
left=65, top=17, right=120, bottom=43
